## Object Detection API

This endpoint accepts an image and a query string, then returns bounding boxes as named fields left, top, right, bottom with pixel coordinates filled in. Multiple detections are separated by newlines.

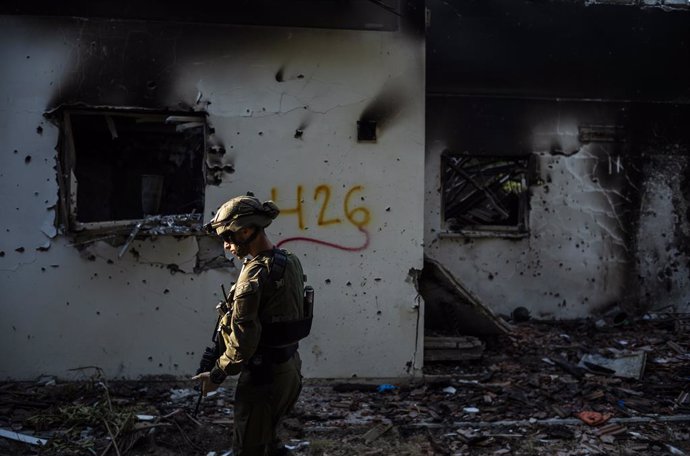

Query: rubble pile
left=1, top=315, right=690, bottom=455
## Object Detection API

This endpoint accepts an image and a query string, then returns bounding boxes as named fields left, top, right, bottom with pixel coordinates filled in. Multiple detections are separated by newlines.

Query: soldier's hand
left=191, top=372, right=220, bottom=396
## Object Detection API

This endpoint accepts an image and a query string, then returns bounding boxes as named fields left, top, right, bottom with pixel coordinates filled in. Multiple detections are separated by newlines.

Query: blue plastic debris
left=377, top=384, right=397, bottom=393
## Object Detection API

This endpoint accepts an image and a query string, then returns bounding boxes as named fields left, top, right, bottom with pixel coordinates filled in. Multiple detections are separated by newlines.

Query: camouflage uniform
left=215, top=250, right=304, bottom=455
left=205, top=196, right=306, bottom=456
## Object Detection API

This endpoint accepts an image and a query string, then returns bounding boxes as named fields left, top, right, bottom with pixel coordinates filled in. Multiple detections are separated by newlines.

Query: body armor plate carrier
left=259, top=249, right=313, bottom=350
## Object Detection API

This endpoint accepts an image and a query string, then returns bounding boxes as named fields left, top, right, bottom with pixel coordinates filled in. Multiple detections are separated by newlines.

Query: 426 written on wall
left=270, top=185, right=371, bottom=230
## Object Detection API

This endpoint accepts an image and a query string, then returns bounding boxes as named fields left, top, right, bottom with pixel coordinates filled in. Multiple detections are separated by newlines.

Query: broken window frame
left=440, top=151, right=530, bottom=238
left=51, top=106, right=208, bottom=239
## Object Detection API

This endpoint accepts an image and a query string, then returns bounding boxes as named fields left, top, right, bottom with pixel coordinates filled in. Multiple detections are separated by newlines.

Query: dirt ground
left=2, top=316, right=690, bottom=455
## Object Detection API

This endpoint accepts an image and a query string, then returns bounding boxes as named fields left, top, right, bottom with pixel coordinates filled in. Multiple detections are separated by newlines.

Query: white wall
left=635, top=155, right=690, bottom=310
left=426, top=146, right=629, bottom=319
left=425, top=98, right=690, bottom=319
left=0, top=16, right=425, bottom=380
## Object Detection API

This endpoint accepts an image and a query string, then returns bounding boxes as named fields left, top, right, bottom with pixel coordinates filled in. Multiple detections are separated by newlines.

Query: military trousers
left=233, top=352, right=302, bottom=456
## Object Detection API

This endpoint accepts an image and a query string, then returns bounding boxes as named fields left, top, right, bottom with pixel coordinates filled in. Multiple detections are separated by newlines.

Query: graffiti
left=314, top=185, right=341, bottom=226
left=274, top=185, right=306, bottom=230
left=343, top=185, right=371, bottom=227
left=277, top=226, right=370, bottom=252
left=271, top=184, right=371, bottom=251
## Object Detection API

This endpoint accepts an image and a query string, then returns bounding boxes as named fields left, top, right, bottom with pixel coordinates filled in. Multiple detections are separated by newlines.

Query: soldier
left=194, top=195, right=311, bottom=456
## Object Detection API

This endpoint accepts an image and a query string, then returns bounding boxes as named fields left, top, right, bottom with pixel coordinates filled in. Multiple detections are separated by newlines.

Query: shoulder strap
left=268, top=248, right=287, bottom=285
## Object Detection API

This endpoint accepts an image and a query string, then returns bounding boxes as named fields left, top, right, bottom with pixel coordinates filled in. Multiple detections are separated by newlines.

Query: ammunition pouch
left=258, top=250, right=314, bottom=349
left=259, top=318, right=313, bottom=348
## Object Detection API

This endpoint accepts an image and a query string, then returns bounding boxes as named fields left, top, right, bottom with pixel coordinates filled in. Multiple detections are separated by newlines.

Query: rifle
left=193, top=284, right=232, bottom=417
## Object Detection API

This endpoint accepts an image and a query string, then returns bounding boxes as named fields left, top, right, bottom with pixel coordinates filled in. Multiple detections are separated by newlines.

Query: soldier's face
left=223, top=228, right=251, bottom=258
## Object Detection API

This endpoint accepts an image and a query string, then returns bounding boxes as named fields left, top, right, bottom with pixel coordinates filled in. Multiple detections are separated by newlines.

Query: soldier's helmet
left=204, top=195, right=280, bottom=237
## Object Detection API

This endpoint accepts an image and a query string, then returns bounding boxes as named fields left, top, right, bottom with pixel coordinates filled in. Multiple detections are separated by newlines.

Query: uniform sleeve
left=215, top=263, right=264, bottom=376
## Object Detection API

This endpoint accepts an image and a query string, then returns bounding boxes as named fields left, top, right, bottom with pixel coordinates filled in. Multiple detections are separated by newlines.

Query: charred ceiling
left=427, top=97, right=690, bottom=157
left=427, top=0, right=690, bottom=101
left=0, top=0, right=403, bottom=31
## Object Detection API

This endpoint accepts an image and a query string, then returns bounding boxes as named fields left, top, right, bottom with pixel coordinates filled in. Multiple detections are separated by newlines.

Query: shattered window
left=56, top=108, right=206, bottom=236
left=441, top=152, right=529, bottom=234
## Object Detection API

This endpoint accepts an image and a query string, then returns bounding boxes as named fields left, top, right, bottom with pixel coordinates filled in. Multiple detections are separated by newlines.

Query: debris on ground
left=2, top=316, right=690, bottom=455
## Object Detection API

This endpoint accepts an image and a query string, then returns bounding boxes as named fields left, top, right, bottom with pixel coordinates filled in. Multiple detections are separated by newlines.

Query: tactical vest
left=258, top=248, right=313, bottom=349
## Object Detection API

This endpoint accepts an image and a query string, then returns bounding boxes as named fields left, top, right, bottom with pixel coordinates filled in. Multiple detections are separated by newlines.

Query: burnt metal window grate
left=52, top=108, right=207, bottom=237
left=441, top=152, right=529, bottom=235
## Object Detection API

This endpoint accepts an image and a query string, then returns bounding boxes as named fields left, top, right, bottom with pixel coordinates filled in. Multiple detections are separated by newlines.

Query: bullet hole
left=275, top=67, right=285, bottom=82
left=258, top=131, right=263, bottom=136
left=25, top=155, right=32, bottom=164
left=15, top=247, right=25, bottom=253
left=41, top=267, right=46, bottom=272
left=130, top=248, right=140, bottom=259
left=96, top=311, right=100, bottom=315
left=168, top=264, right=181, bottom=274
left=374, top=278, right=382, bottom=281
left=34, top=192, right=39, bottom=196
left=27, top=334, right=31, bottom=339
left=325, top=279, right=331, bottom=284
left=488, top=274, right=494, bottom=280
left=385, top=207, right=391, bottom=212
left=142, top=279, right=147, bottom=284
left=87, top=254, right=96, bottom=261
left=346, top=281, right=352, bottom=286
left=294, top=129, right=304, bottom=139
left=0, top=251, right=4, bottom=257
left=12, top=326, right=16, bottom=331
left=148, top=356, right=153, bottom=361
left=13, top=150, right=17, bottom=154
left=163, top=289, right=170, bottom=294
left=174, top=363, right=178, bottom=368
left=26, top=55, right=30, bottom=59
left=66, top=301, right=70, bottom=306
left=107, top=259, right=114, bottom=264
left=155, top=306, right=160, bottom=311
left=158, top=363, right=163, bottom=367
left=36, top=126, right=43, bottom=135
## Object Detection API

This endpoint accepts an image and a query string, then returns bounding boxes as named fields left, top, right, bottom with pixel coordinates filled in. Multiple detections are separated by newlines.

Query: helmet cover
left=206, top=196, right=280, bottom=236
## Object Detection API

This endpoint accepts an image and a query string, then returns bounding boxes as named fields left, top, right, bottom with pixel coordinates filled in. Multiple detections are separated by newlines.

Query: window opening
left=56, top=108, right=206, bottom=236
left=441, top=152, right=529, bottom=235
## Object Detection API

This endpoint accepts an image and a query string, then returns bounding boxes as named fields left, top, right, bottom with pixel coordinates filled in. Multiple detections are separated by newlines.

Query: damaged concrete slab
left=420, top=258, right=513, bottom=336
